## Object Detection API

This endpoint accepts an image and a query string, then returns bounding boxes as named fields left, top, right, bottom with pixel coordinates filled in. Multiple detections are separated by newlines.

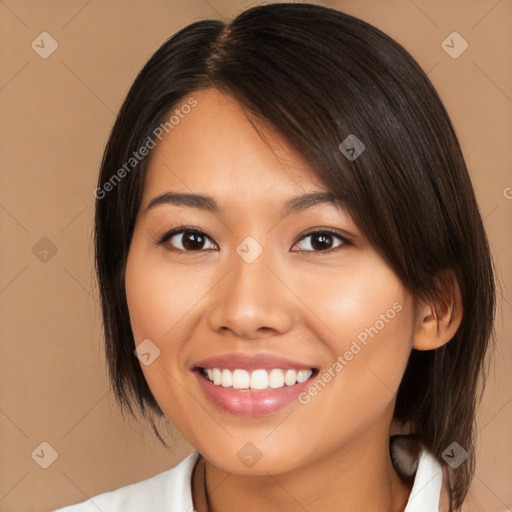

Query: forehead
left=142, top=88, right=327, bottom=204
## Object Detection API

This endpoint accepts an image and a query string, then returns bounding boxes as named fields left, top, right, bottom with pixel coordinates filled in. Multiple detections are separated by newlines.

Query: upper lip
left=192, top=353, right=318, bottom=372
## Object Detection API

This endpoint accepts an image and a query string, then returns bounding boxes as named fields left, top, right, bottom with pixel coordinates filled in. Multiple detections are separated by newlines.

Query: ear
left=412, top=269, right=463, bottom=351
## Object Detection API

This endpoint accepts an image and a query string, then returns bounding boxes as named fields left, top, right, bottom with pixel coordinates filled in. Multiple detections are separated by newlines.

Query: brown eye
left=292, top=230, right=349, bottom=252
left=160, top=229, right=217, bottom=252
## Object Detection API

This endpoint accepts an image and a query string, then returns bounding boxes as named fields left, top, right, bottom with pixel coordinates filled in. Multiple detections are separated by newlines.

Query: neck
left=192, top=423, right=413, bottom=512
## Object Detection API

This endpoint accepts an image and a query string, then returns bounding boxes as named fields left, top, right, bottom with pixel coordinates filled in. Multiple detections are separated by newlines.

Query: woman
left=55, top=3, right=496, bottom=511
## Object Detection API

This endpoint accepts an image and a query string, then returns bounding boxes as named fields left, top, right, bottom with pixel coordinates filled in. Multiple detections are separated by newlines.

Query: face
left=125, top=88, right=416, bottom=475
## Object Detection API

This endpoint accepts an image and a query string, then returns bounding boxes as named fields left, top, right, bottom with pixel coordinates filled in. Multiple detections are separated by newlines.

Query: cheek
left=292, top=260, right=413, bottom=411
left=125, top=245, right=207, bottom=343
left=292, top=258, right=410, bottom=349
left=124, top=243, right=202, bottom=423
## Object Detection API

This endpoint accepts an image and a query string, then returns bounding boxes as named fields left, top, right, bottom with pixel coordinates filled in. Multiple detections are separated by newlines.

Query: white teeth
left=297, top=369, right=312, bottom=383
left=212, top=368, right=222, bottom=385
left=268, top=368, right=285, bottom=389
left=232, top=369, right=250, bottom=389
left=203, top=367, right=314, bottom=390
left=284, top=369, right=297, bottom=385
left=221, top=369, right=232, bottom=388
left=250, top=369, right=268, bottom=390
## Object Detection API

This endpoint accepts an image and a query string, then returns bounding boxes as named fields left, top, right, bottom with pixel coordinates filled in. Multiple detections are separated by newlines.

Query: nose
left=206, top=247, right=295, bottom=340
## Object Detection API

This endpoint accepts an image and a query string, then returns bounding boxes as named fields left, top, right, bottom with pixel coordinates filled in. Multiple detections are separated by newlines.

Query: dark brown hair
left=94, top=3, right=496, bottom=508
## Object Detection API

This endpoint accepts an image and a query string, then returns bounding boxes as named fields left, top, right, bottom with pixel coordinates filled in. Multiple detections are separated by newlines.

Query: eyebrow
left=144, top=190, right=345, bottom=219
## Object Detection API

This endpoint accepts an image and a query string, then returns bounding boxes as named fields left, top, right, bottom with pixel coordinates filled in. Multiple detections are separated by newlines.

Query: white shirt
left=54, top=445, right=444, bottom=512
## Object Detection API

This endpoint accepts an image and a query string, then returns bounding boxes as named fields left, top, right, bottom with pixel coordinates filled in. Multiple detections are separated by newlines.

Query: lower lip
left=194, top=370, right=314, bottom=417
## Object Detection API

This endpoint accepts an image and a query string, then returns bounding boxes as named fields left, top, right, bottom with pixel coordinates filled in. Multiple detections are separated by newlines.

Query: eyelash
left=156, top=226, right=353, bottom=254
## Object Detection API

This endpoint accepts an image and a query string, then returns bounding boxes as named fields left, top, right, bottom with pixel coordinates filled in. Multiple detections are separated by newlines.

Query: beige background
left=0, top=1, right=510, bottom=511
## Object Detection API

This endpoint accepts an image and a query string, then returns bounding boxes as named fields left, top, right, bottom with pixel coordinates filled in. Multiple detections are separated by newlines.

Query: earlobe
left=412, top=270, right=463, bottom=351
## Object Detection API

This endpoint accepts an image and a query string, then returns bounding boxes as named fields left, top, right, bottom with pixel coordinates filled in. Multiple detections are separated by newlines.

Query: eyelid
left=291, top=228, right=353, bottom=252
left=156, top=226, right=354, bottom=253
left=157, top=226, right=217, bottom=249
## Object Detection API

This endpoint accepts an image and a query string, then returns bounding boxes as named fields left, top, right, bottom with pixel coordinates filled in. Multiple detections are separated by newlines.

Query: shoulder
left=53, top=451, right=200, bottom=512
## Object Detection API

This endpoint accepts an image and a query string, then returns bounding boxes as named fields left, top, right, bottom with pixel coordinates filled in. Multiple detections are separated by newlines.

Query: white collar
left=404, top=446, right=443, bottom=511
left=172, top=444, right=443, bottom=512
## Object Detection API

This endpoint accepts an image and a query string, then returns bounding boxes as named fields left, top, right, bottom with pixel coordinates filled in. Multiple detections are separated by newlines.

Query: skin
left=124, top=88, right=462, bottom=512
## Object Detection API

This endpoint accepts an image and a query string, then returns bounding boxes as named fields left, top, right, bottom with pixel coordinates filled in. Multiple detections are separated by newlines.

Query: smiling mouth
left=197, top=367, right=318, bottom=391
